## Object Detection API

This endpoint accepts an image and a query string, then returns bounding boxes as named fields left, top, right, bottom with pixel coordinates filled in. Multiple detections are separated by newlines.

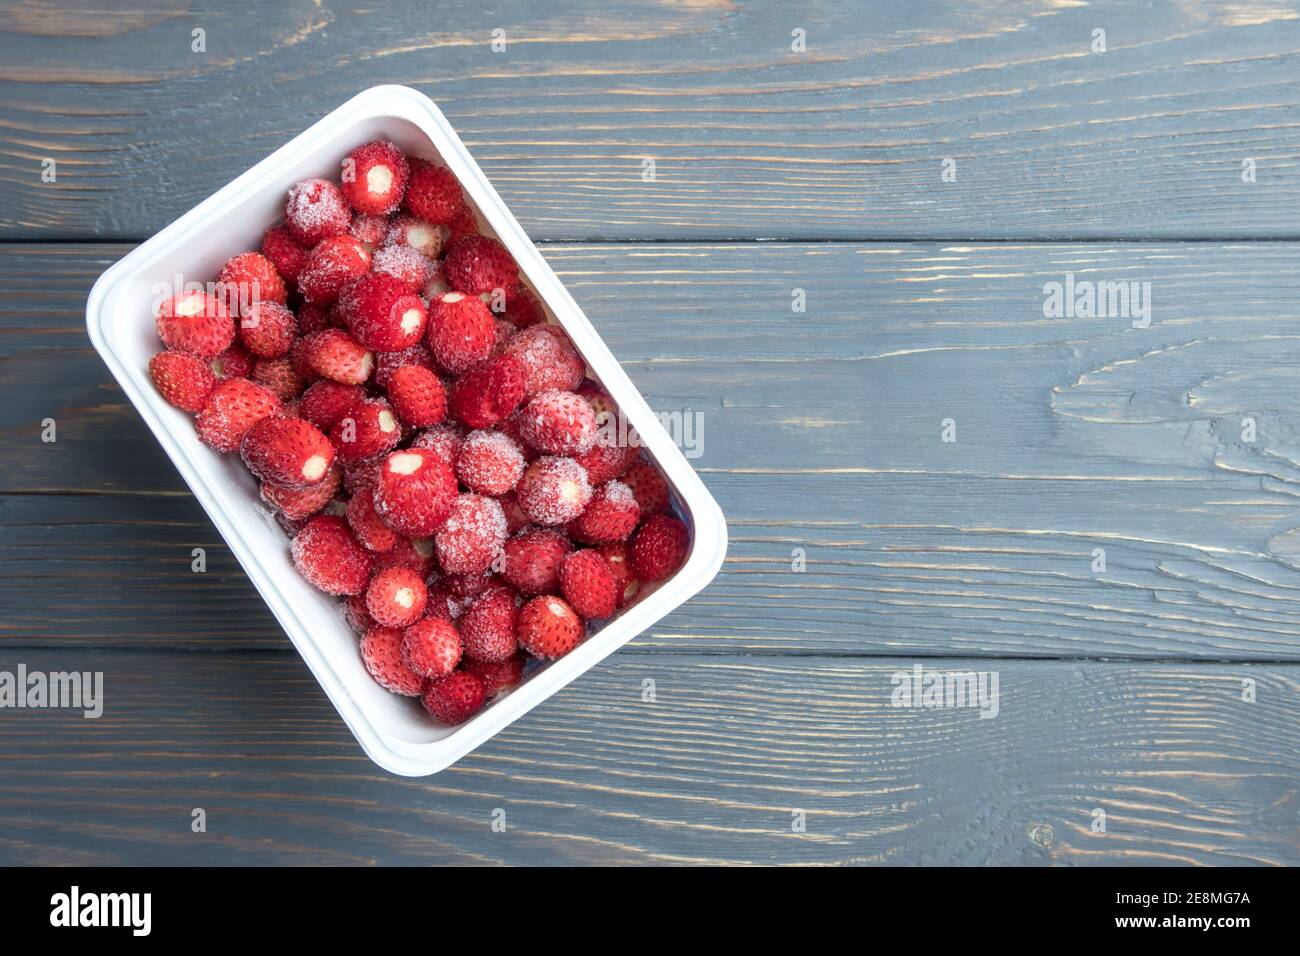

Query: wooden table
left=1, top=0, right=1297, bottom=865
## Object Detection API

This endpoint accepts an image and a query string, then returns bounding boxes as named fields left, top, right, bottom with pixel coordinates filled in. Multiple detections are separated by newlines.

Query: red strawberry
left=495, top=410, right=538, bottom=463
left=516, top=456, right=592, bottom=525
left=345, top=593, right=375, bottom=634
left=297, top=302, right=334, bottom=335
left=575, top=440, right=639, bottom=486
left=503, top=324, right=584, bottom=397
left=340, top=140, right=410, bottom=215
left=346, top=489, right=400, bottom=552
left=155, top=291, right=235, bottom=358
left=436, top=494, right=508, bottom=575
left=366, top=566, right=428, bottom=628
left=456, top=429, right=524, bottom=496
left=622, top=460, right=670, bottom=515
left=238, top=300, right=297, bottom=358
left=372, top=535, right=437, bottom=579
left=371, top=244, right=433, bottom=291
left=598, top=541, right=641, bottom=607
left=299, top=380, right=363, bottom=432
left=443, top=570, right=498, bottom=601
left=291, top=514, right=372, bottom=595
left=560, top=549, right=619, bottom=619
left=330, top=398, right=401, bottom=463
left=386, top=364, right=446, bottom=428
left=285, top=177, right=351, bottom=246
left=518, top=389, right=598, bottom=455
left=218, top=251, right=287, bottom=318
left=360, top=626, right=423, bottom=696
left=424, top=580, right=469, bottom=621
left=403, top=159, right=464, bottom=225
left=401, top=616, right=462, bottom=678
left=516, top=595, right=584, bottom=659
left=427, top=292, right=495, bottom=374
left=463, top=653, right=526, bottom=698
left=250, top=357, right=303, bottom=402
left=459, top=587, right=519, bottom=662
left=149, top=350, right=217, bottom=412
left=501, top=527, right=572, bottom=596
left=410, top=422, right=464, bottom=470
left=302, top=329, right=374, bottom=385
left=261, top=463, right=341, bottom=521
left=339, top=272, right=427, bottom=352
left=374, top=341, right=437, bottom=389
left=298, top=235, right=371, bottom=304
left=631, top=514, right=689, bottom=582
left=504, top=285, right=546, bottom=328
left=498, top=491, right=530, bottom=535
left=422, top=671, right=486, bottom=724
left=195, top=377, right=282, bottom=452
left=372, top=448, right=458, bottom=537
left=350, top=212, right=389, bottom=248
left=384, top=214, right=448, bottom=259
left=446, top=202, right=479, bottom=243
left=261, top=226, right=309, bottom=290
left=569, top=479, right=640, bottom=543
left=491, top=316, right=517, bottom=354
left=241, top=416, right=334, bottom=488
left=210, top=343, right=253, bottom=380
left=447, top=352, right=527, bottom=428
left=443, top=235, right=519, bottom=297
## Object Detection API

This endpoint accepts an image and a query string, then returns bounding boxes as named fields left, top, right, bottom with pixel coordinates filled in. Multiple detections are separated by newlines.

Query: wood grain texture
left=6, top=243, right=1300, bottom=660
left=0, top=649, right=1295, bottom=866
left=2, top=0, right=1300, bottom=240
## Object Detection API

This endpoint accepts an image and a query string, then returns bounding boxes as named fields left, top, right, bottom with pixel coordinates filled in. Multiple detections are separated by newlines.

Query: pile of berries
left=147, top=140, right=689, bottom=725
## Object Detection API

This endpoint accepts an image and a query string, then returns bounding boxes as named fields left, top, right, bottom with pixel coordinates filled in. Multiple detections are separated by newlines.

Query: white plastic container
left=85, top=85, right=727, bottom=776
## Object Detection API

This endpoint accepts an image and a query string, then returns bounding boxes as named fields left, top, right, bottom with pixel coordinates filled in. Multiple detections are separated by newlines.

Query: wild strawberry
left=495, top=411, right=538, bottom=463
left=384, top=214, right=448, bottom=259
left=360, top=626, right=423, bottom=696
left=410, top=422, right=464, bottom=470
left=560, top=549, right=619, bottom=619
left=299, top=380, right=363, bottom=432
left=498, top=491, right=530, bottom=535
left=371, top=244, right=434, bottom=292
left=340, top=140, right=409, bottom=215
left=261, top=226, right=309, bottom=290
left=372, top=535, right=437, bottom=579
left=345, top=593, right=375, bottom=634
left=427, top=292, right=495, bottom=374
left=503, top=285, right=546, bottom=328
left=622, top=460, right=670, bottom=515
left=372, top=448, right=458, bottom=537
left=339, top=272, right=427, bottom=352
left=446, top=202, right=479, bottom=243
left=575, top=440, right=639, bottom=486
left=374, top=341, right=438, bottom=389
left=238, top=301, right=297, bottom=358
left=156, top=291, right=235, bottom=358
left=516, top=456, right=591, bottom=525
left=366, top=566, right=428, bottom=628
left=422, top=671, right=486, bottom=724
left=241, top=416, right=334, bottom=488
left=385, top=364, right=446, bottom=427
left=518, top=389, right=597, bottom=455
left=149, top=350, right=217, bottom=413
left=299, top=302, right=335, bottom=335
left=516, top=595, right=584, bottom=659
left=502, top=527, right=572, bottom=596
left=251, top=357, right=303, bottom=402
left=447, top=353, right=527, bottom=429
left=424, top=579, right=469, bottom=620
left=210, top=343, right=253, bottom=380
left=443, top=234, right=519, bottom=298
left=350, top=212, right=389, bottom=248
left=463, top=653, right=526, bottom=698
left=491, top=317, right=517, bottom=354
left=436, top=494, right=507, bottom=575
left=261, top=462, right=341, bottom=521
left=459, top=587, right=519, bottom=662
left=631, top=514, right=689, bottom=582
left=195, top=377, right=282, bottom=452
left=218, top=251, right=287, bottom=318
left=285, top=177, right=351, bottom=246
left=503, top=324, right=584, bottom=397
left=403, top=159, right=464, bottom=225
left=291, top=514, right=371, bottom=595
left=401, top=616, right=461, bottom=678
left=345, top=489, right=400, bottom=552
left=302, top=329, right=373, bottom=385
left=443, top=570, right=499, bottom=601
left=598, top=541, right=641, bottom=607
left=298, top=235, right=371, bottom=304
left=424, top=259, right=451, bottom=300
left=330, top=398, right=401, bottom=463
left=457, top=430, right=524, bottom=495
left=570, top=480, right=640, bottom=543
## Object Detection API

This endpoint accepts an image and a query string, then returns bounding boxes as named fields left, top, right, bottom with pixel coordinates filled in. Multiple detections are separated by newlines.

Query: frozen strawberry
left=149, top=350, right=217, bottom=413
left=373, top=448, right=458, bottom=538
left=250, top=358, right=303, bottom=402
left=386, top=364, right=446, bottom=428
left=300, top=302, right=336, bottom=335
left=575, top=440, right=639, bottom=486
left=456, top=429, right=524, bottom=495
left=261, top=462, right=341, bottom=521
left=622, top=460, right=670, bottom=515
left=448, top=353, right=528, bottom=429
left=371, top=244, right=434, bottom=292
left=345, top=593, right=374, bottom=634
left=339, top=272, right=427, bottom=352
left=218, top=251, right=287, bottom=320
left=410, top=422, right=464, bottom=470
left=349, top=212, right=389, bottom=249
left=298, top=235, right=371, bottom=305
left=443, top=570, right=499, bottom=601
left=443, top=235, right=518, bottom=297
left=365, top=566, right=428, bottom=628
left=345, top=490, right=400, bottom=552
left=424, top=260, right=451, bottom=300
left=403, top=159, right=464, bottom=225
left=285, top=177, right=351, bottom=246
left=401, top=616, right=461, bottom=678
left=343, top=458, right=382, bottom=497
left=446, top=202, right=479, bottom=243
left=261, top=226, right=309, bottom=290
left=463, top=653, right=526, bottom=698
left=491, top=317, right=518, bottom=354
left=569, top=479, right=640, bottom=543
left=330, top=398, right=401, bottom=463
left=291, top=514, right=371, bottom=595
left=518, top=389, right=598, bottom=455
left=576, top=382, right=618, bottom=421
left=302, top=328, right=374, bottom=385
left=373, top=535, right=437, bottom=579
left=495, top=411, right=538, bottom=463
left=299, top=380, right=363, bottom=433
left=210, top=343, right=253, bottom=380
left=560, top=549, right=619, bottom=619
left=360, top=626, right=423, bottom=696
left=501, top=527, right=572, bottom=596
left=239, top=300, right=297, bottom=359
left=598, top=541, right=641, bottom=607
left=195, top=377, right=282, bottom=452
left=424, top=579, right=468, bottom=620
left=516, top=456, right=592, bottom=525
left=516, top=595, right=584, bottom=659
left=341, top=140, right=409, bottom=215
left=503, top=285, right=546, bottom=328
left=459, top=587, right=519, bottom=662
left=631, top=514, right=688, bottom=582
left=427, top=292, right=495, bottom=374
left=241, top=416, right=334, bottom=488
left=156, top=291, right=235, bottom=358
left=422, top=671, right=485, bottom=724
left=497, top=491, right=530, bottom=535
left=503, top=324, right=584, bottom=397
left=374, top=342, right=437, bottom=389
left=384, top=214, right=448, bottom=259
left=436, top=494, right=508, bottom=575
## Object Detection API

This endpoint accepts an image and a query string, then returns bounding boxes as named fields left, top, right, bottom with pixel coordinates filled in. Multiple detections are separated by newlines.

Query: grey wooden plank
left=2, top=0, right=1300, bottom=240
left=5, top=243, right=1300, bottom=659
left=0, top=649, right=1294, bottom=865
